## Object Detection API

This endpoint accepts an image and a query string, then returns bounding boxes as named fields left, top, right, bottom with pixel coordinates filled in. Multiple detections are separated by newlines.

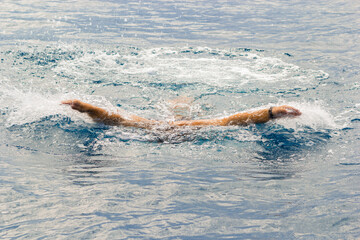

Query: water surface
left=0, top=0, right=359, bottom=239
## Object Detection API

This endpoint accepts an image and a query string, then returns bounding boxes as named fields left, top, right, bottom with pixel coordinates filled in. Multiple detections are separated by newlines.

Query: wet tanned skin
left=62, top=99, right=301, bottom=129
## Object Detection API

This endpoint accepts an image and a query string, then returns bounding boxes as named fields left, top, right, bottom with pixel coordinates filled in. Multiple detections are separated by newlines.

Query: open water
left=0, top=0, right=359, bottom=239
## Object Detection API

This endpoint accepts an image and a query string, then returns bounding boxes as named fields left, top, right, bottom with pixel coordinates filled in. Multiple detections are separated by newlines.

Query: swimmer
left=61, top=99, right=301, bottom=129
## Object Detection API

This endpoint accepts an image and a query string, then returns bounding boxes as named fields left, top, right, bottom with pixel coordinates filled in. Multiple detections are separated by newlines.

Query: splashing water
left=1, top=0, right=360, bottom=238
left=0, top=44, right=356, bottom=240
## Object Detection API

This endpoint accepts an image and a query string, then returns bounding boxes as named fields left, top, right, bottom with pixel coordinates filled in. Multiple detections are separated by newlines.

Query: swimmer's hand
left=272, top=105, right=301, bottom=119
left=61, top=99, right=91, bottom=113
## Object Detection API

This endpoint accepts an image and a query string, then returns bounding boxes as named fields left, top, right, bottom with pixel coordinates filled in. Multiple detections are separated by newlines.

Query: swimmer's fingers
left=61, top=99, right=74, bottom=106
left=272, top=105, right=301, bottom=118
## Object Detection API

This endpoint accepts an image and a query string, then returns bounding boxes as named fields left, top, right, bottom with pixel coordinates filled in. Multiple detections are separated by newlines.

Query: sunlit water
left=1, top=0, right=359, bottom=239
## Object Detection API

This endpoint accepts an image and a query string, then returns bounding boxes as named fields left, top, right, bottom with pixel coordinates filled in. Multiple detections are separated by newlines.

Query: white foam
left=52, top=46, right=328, bottom=90
left=0, top=79, right=87, bottom=126
left=273, top=101, right=338, bottom=131
left=3, top=90, right=67, bottom=126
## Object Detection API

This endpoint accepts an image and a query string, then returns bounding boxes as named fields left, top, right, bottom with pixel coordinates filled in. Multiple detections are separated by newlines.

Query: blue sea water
left=0, top=0, right=359, bottom=239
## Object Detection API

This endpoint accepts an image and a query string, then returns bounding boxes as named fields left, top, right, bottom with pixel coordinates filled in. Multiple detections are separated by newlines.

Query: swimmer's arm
left=61, top=100, right=157, bottom=128
left=62, top=100, right=301, bottom=128
left=170, top=106, right=301, bottom=126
